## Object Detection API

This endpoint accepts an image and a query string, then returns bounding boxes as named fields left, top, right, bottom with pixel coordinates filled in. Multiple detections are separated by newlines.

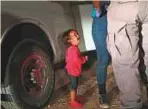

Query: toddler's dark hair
left=62, top=29, right=78, bottom=47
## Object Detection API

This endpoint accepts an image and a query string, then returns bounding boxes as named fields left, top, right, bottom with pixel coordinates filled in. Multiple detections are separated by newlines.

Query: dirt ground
left=45, top=64, right=148, bottom=109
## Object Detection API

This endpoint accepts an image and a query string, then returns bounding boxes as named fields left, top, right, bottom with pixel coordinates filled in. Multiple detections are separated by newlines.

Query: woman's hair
left=62, top=29, right=78, bottom=47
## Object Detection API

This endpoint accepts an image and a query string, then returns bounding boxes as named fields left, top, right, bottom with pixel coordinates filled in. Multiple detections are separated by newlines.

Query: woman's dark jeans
left=92, top=14, right=110, bottom=86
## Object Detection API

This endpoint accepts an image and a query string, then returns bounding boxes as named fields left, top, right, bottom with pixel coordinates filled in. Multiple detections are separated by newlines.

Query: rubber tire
left=2, top=39, right=55, bottom=109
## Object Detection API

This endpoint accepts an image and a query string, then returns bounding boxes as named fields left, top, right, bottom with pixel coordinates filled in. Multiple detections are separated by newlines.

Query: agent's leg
left=139, top=1, right=148, bottom=86
left=107, top=2, right=142, bottom=109
left=92, top=15, right=110, bottom=108
left=139, top=2, right=148, bottom=106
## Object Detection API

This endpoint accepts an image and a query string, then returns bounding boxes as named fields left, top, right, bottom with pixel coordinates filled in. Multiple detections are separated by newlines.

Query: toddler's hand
left=85, top=56, right=88, bottom=61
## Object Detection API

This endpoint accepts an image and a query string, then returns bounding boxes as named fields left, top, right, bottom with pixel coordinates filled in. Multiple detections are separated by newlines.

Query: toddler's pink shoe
left=69, top=101, right=83, bottom=108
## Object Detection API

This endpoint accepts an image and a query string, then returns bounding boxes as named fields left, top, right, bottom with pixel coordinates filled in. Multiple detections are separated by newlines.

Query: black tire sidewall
left=5, top=39, right=55, bottom=109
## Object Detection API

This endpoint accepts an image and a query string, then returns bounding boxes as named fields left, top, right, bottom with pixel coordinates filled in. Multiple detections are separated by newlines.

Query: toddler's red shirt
left=65, top=45, right=86, bottom=77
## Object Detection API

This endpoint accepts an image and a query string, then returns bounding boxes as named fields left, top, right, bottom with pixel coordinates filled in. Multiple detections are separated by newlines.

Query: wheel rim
left=21, top=53, right=48, bottom=97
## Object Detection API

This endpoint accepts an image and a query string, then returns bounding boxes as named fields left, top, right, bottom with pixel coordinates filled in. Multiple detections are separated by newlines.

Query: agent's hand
left=104, top=4, right=109, bottom=10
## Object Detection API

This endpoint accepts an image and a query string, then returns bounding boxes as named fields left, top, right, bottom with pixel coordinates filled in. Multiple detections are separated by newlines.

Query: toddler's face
left=68, top=31, right=80, bottom=46
left=69, top=31, right=80, bottom=39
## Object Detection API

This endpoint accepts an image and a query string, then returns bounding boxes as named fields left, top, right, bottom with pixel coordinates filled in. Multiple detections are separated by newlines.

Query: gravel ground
left=45, top=65, right=148, bottom=109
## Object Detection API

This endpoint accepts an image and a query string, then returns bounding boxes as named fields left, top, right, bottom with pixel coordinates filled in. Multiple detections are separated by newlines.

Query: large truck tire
left=2, top=39, right=55, bottom=109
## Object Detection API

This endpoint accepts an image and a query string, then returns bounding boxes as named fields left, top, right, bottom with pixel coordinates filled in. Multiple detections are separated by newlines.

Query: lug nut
left=33, top=81, right=36, bottom=84
left=30, top=72, right=34, bottom=75
left=31, top=78, right=34, bottom=81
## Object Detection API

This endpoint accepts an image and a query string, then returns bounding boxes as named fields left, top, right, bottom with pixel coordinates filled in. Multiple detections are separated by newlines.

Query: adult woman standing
left=91, top=0, right=110, bottom=108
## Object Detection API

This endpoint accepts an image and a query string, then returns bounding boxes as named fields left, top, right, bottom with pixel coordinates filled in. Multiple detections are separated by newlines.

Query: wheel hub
left=21, top=53, right=47, bottom=96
